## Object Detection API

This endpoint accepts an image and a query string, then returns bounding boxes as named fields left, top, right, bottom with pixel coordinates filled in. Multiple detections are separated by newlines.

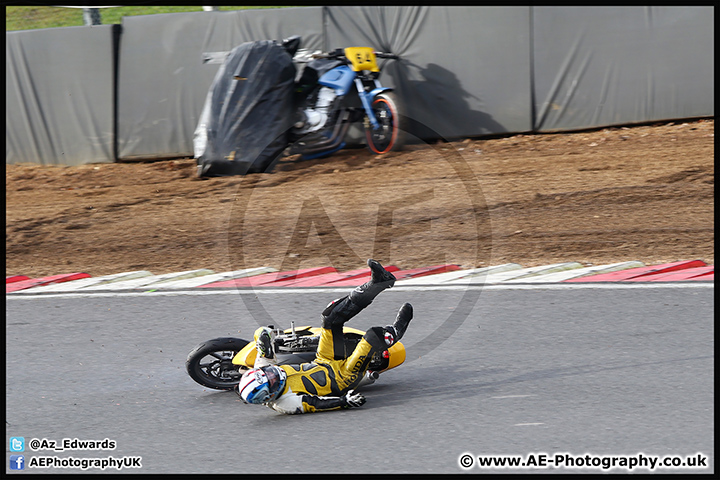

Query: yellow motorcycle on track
left=186, top=323, right=406, bottom=391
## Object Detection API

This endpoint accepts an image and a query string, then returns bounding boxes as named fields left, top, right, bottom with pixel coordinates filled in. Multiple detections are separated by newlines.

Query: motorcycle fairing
left=233, top=341, right=259, bottom=367
left=384, top=342, right=406, bottom=371
left=318, top=65, right=356, bottom=96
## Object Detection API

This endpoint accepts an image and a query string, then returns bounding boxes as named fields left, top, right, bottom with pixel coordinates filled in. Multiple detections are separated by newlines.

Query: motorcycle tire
left=186, top=337, right=250, bottom=390
left=365, top=91, right=406, bottom=155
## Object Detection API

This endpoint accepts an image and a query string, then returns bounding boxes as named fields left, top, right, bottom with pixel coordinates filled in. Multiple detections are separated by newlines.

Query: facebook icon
left=10, top=455, right=25, bottom=470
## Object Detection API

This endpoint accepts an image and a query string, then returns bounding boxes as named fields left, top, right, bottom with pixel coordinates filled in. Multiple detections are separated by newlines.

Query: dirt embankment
left=5, top=119, right=714, bottom=278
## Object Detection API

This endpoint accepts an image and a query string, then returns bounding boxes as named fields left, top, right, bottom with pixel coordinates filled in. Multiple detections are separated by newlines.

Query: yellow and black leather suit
left=260, top=295, right=391, bottom=414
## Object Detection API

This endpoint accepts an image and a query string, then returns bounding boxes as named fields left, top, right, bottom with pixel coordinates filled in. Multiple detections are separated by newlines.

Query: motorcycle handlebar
left=311, top=51, right=400, bottom=60
left=374, top=52, right=400, bottom=60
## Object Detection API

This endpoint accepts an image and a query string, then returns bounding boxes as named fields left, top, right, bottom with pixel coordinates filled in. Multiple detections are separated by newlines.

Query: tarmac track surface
left=5, top=284, right=714, bottom=473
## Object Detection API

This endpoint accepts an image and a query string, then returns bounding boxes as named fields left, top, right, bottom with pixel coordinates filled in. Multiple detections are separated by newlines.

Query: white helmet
left=237, top=366, right=287, bottom=404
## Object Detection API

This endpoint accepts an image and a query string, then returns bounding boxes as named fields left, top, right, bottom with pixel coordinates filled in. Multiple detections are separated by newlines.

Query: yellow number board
left=344, top=47, right=379, bottom=72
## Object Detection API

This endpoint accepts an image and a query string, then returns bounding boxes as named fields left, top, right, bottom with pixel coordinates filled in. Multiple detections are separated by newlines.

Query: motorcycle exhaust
left=356, top=370, right=380, bottom=389
left=291, top=111, right=351, bottom=155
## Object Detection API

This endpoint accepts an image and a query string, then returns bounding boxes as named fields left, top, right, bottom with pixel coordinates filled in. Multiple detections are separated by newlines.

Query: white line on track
left=5, top=281, right=713, bottom=300
left=491, top=395, right=538, bottom=399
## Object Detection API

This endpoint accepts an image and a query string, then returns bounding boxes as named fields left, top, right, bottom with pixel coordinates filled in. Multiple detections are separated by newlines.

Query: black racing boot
left=322, top=260, right=396, bottom=329
left=385, top=303, right=413, bottom=344
left=348, top=259, right=396, bottom=309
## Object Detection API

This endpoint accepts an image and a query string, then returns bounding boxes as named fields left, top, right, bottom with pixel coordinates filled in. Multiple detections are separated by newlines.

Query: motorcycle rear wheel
left=365, top=92, right=405, bottom=154
left=186, top=337, right=250, bottom=390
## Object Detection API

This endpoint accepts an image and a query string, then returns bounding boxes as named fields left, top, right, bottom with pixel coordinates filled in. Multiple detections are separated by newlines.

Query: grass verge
left=6, top=6, right=293, bottom=31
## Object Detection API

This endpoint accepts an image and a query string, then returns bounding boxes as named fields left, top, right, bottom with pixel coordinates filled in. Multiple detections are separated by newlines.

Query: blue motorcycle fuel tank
left=318, top=65, right=356, bottom=96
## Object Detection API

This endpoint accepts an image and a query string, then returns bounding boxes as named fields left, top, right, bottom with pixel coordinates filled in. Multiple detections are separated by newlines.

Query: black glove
left=340, top=389, right=366, bottom=408
left=256, top=327, right=274, bottom=359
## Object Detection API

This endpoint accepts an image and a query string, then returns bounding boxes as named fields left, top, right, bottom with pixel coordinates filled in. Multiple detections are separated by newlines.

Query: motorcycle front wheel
left=186, top=337, right=250, bottom=390
left=365, top=92, right=406, bottom=154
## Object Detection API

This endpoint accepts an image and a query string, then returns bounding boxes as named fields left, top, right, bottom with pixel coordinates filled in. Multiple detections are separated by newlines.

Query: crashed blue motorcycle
left=194, top=36, right=405, bottom=177
left=288, top=43, right=405, bottom=159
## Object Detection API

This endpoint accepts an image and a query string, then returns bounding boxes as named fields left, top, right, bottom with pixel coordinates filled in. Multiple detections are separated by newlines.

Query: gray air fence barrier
left=5, top=6, right=714, bottom=166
